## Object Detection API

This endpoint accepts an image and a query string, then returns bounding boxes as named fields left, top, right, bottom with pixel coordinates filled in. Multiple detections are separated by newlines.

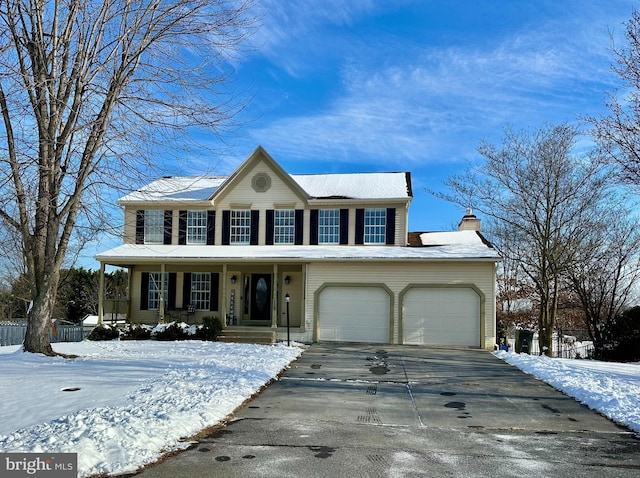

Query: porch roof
left=95, top=232, right=500, bottom=265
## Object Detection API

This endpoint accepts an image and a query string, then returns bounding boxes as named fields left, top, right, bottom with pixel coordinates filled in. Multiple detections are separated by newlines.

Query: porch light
left=230, top=275, right=237, bottom=284
left=284, top=275, right=291, bottom=285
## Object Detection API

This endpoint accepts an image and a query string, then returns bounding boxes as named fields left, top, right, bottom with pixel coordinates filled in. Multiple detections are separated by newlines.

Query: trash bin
left=515, top=330, right=534, bottom=354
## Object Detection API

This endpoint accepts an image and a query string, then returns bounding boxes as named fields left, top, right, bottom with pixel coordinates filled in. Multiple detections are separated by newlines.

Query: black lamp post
left=285, top=293, right=290, bottom=346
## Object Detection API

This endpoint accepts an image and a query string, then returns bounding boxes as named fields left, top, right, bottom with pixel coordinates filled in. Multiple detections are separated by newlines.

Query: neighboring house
left=95, top=146, right=500, bottom=348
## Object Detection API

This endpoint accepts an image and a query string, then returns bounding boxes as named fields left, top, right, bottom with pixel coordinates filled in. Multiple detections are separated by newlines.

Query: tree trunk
left=23, top=290, right=57, bottom=356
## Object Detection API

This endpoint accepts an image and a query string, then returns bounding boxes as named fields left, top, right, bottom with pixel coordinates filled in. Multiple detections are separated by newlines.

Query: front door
left=250, top=274, right=272, bottom=321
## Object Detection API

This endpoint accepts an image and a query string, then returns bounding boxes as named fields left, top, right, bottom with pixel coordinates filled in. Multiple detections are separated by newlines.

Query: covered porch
left=95, top=258, right=306, bottom=337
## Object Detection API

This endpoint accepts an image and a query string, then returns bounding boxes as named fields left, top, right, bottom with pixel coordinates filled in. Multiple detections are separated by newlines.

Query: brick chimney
left=458, top=208, right=481, bottom=232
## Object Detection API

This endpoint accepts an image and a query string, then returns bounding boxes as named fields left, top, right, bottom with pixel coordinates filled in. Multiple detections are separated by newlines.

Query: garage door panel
left=318, top=287, right=390, bottom=343
left=403, top=288, right=480, bottom=346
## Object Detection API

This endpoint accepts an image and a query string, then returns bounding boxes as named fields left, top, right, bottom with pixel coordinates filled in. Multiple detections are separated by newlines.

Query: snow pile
left=0, top=341, right=302, bottom=477
left=494, top=350, right=640, bottom=435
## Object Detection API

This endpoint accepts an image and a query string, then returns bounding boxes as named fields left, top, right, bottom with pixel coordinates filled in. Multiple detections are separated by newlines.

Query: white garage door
left=318, top=287, right=390, bottom=343
left=403, top=288, right=480, bottom=346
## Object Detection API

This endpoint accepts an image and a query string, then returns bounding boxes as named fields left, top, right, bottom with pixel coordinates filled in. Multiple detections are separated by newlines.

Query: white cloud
left=245, top=1, right=630, bottom=166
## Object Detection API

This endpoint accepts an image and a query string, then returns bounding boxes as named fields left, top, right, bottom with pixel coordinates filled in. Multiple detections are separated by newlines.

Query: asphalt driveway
left=133, top=343, right=639, bottom=478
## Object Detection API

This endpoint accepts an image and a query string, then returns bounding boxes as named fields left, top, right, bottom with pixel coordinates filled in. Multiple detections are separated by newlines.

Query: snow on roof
left=417, top=230, right=487, bottom=246
left=118, top=176, right=227, bottom=203
left=96, top=242, right=500, bottom=264
left=291, top=172, right=411, bottom=199
left=118, top=172, right=411, bottom=204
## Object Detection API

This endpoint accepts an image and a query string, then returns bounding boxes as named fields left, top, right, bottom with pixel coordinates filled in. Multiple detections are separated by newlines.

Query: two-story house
left=95, top=146, right=500, bottom=348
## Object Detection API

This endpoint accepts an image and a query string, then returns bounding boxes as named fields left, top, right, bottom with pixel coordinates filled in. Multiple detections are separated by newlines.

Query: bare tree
left=492, top=222, right=537, bottom=340
left=436, top=124, right=610, bottom=356
left=588, top=9, right=640, bottom=186
left=567, top=211, right=640, bottom=357
left=0, top=0, right=254, bottom=355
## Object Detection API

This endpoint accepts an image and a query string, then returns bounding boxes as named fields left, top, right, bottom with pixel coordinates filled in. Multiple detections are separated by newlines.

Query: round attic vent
left=252, top=173, right=271, bottom=193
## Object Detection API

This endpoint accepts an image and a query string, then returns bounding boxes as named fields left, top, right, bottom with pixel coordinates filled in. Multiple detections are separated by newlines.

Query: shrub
left=120, top=324, right=152, bottom=341
left=87, top=325, right=120, bottom=341
left=194, top=316, right=223, bottom=341
left=152, top=322, right=190, bottom=341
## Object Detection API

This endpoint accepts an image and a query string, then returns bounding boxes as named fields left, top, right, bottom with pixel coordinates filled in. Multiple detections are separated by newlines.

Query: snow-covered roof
left=291, top=172, right=411, bottom=200
left=118, top=176, right=227, bottom=203
left=96, top=242, right=499, bottom=264
left=118, top=172, right=411, bottom=204
left=417, top=230, right=486, bottom=246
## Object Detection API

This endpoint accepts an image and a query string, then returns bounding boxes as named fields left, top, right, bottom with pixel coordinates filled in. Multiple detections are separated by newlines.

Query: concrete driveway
left=134, top=343, right=639, bottom=478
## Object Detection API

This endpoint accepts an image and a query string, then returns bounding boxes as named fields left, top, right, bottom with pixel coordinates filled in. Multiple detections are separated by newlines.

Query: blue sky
left=82, top=0, right=636, bottom=268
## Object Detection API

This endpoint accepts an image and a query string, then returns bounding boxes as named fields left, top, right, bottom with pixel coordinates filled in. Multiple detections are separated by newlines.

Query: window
left=148, top=272, right=168, bottom=310
left=190, top=273, right=211, bottom=310
left=144, top=210, right=164, bottom=244
left=230, top=210, right=251, bottom=244
left=364, top=208, right=386, bottom=244
left=274, top=209, right=295, bottom=244
left=187, top=211, right=207, bottom=244
left=318, top=209, right=340, bottom=244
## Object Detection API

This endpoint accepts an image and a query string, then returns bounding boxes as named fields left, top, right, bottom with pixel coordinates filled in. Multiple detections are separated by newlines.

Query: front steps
left=217, top=327, right=276, bottom=345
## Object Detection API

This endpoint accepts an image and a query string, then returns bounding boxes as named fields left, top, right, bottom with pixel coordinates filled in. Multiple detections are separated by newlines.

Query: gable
left=212, top=146, right=309, bottom=209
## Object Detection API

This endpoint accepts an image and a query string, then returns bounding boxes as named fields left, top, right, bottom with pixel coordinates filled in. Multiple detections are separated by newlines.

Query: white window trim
left=144, top=210, right=164, bottom=245
left=274, top=209, right=295, bottom=244
left=187, top=210, right=207, bottom=245
left=230, top=210, right=251, bottom=245
left=190, top=272, right=211, bottom=311
left=148, top=272, right=168, bottom=310
left=364, top=208, right=386, bottom=245
left=319, top=209, right=340, bottom=244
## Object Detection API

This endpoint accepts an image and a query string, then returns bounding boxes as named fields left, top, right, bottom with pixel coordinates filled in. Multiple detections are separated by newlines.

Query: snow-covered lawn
left=0, top=340, right=302, bottom=477
left=0, top=342, right=638, bottom=478
left=494, top=350, right=640, bottom=435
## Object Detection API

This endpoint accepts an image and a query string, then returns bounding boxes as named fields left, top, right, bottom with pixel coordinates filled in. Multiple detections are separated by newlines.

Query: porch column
left=272, top=263, right=278, bottom=328
left=222, top=263, right=228, bottom=328
left=127, top=267, right=133, bottom=324
left=98, top=262, right=105, bottom=326
left=159, top=263, right=166, bottom=322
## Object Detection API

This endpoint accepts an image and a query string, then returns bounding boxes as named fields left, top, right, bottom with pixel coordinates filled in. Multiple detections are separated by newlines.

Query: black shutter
left=295, top=209, right=303, bottom=245
left=339, top=209, right=349, bottom=245
left=168, top=273, right=177, bottom=309
left=386, top=208, right=396, bottom=245
left=250, top=210, right=259, bottom=245
left=135, top=210, right=144, bottom=244
left=355, top=209, right=365, bottom=245
left=209, top=273, right=220, bottom=311
left=266, top=210, right=274, bottom=245
left=178, top=211, right=187, bottom=245
left=163, top=210, right=172, bottom=245
left=222, top=211, right=230, bottom=245
left=207, top=211, right=216, bottom=245
left=310, top=209, right=319, bottom=245
left=140, top=272, right=149, bottom=310
left=182, top=273, right=191, bottom=309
